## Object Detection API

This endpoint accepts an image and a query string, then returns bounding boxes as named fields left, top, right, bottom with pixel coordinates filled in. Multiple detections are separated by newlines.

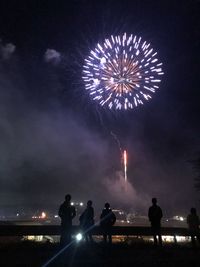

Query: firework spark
left=82, top=33, right=164, bottom=110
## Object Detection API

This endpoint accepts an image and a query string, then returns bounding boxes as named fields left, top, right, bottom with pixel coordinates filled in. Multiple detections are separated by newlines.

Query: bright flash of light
left=76, top=233, right=83, bottom=242
left=41, top=212, right=46, bottom=219
left=123, top=150, right=127, bottom=182
left=82, top=33, right=164, bottom=110
left=173, top=215, right=185, bottom=221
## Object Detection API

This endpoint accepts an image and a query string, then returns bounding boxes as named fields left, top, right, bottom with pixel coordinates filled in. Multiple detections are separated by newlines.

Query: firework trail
left=95, top=106, right=106, bottom=129
left=110, top=131, right=122, bottom=154
left=110, top=131, right=128, bottom=187
left=123, top=150, right=127, bottom=183
left=82, top=33, right=164, bottom=110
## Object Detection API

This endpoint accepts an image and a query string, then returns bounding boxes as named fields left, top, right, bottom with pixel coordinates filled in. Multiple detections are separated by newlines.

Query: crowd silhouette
left=187, top=207, right=200, bottom=246
left=79, top=200, right=94, bottom=243
left=100, top=202, right=116, bottom=244
left=148, top=198, right=163, bottom=246
left=58, top=194, right=76, bottom=246
left=58, top=194, right=200, bottom=247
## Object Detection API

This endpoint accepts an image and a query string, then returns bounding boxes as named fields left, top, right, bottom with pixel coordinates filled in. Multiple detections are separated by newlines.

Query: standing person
left=187, top=208, right=200, bottom=246
left=79, top=200, right=94, bottom=243
left=58, top=194, right=76, bottom=247
left=148, top=198, right=163, bottom=246
left=100, top=203, right=116, bottom=244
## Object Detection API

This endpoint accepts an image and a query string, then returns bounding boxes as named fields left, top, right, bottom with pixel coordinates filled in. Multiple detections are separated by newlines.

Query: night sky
left=0, top=0, right=199, bottom=216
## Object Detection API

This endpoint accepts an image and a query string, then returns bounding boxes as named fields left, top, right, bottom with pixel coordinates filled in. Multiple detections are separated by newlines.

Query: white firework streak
left=82, top=33, right=164, bottom=110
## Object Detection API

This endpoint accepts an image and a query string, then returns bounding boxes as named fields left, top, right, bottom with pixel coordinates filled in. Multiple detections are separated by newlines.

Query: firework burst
left=82, top=33, right=164, bottom=110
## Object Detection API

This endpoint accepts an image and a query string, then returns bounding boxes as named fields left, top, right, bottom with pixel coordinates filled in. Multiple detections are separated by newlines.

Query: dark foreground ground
left=0, top=241, right=200, bottom=267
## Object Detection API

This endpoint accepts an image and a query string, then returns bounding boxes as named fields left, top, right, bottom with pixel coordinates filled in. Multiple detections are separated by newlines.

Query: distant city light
left=161, top=235, right=190, bottom=243
left=31, top=211, right=47, bottom=219
left=70, top=201, right=84, bottom=206
left=173, top=215, right=185, bottom=221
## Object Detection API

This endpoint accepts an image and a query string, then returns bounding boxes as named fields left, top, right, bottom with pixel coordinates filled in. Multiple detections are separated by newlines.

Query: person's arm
left=58, top=205, right=63, bottom=218
left=160, top=208, right=163, bottom=219
left=91, top=207, right=94, bottom=218
left=186, top=215, right=189, bottom=225
left=100, top=211, right=103, bottom=220
left=79, top=211, right=84, bottom=225
left=72, top=207, right=76, bottom=219
left=112, top=212, right=116, bottom=225
left=148, top=208, right=151, bottom=221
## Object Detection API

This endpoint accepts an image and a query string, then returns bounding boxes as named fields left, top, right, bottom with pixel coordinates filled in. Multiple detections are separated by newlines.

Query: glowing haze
left=82, top=33, right=164, bottom=110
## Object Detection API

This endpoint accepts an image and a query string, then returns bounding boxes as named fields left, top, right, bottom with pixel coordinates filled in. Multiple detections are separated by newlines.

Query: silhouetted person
left=58, top=194, right=76, bottom=247
left=100, top=203, right=116, bottom=244
left=148, top=198, right=163, bottom=246
left=79, top=200, right=94, bottom=243
left=187, top=208, right=200, bottom=246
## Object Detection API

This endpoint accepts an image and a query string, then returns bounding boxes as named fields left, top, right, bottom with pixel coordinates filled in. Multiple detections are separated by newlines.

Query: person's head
left=152, top=198, right=157, bottom=205
left=65, top=194, right=71, bottom=202
left=191, top=208, right=196, bottom=215
left=105, top=202, right=110, bottom=209
left=87, top=200, right=92, bottom=207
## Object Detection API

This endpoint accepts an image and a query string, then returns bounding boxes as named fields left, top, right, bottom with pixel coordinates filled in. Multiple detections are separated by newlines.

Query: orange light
left=41, top=212, right=46, bottom=219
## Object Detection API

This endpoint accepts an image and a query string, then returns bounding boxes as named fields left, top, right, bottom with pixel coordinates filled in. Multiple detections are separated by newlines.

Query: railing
left=0, top=225, right=191, bottom=240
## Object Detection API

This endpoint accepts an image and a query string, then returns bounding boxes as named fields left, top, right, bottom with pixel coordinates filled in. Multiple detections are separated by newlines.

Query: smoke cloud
left=102, top=170, right=150, bottom=212
left=0, top=40, right=16, bottom=60
left=44, top=49, right=61, bottom=65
